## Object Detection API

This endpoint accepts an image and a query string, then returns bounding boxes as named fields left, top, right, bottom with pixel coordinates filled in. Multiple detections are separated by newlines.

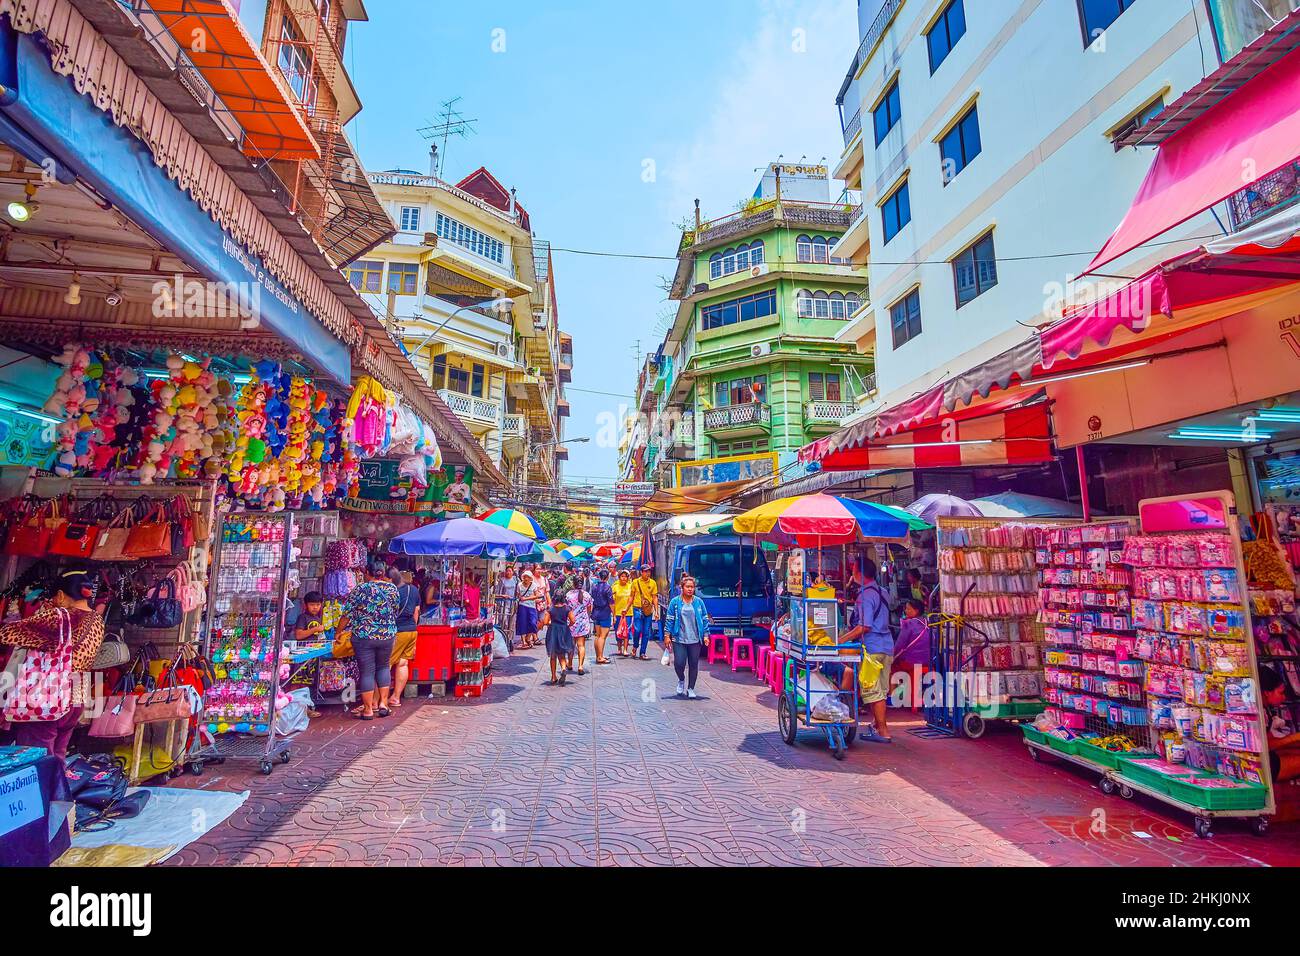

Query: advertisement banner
left=339, top=461, right=476, bottom=515
left=614, top=481, right=655, bottom=503
left=675, top=452, right=777, bottom=488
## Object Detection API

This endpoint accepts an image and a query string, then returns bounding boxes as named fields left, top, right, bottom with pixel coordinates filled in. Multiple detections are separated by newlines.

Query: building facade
left=346, top=157, right=569, bottom=492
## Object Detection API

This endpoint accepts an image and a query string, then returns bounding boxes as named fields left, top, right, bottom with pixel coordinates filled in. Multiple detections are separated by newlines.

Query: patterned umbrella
left=589, top=541, right=626, bottom=558
left=729, top=494, right=911, bottom=545
left=477, top=508, right=545, bottom=539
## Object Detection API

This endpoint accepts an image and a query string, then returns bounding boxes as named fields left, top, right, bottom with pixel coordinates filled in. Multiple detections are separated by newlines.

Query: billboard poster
left=675, top=452, right=777, bottom=488
left=340, top=461, right=476, bottom=515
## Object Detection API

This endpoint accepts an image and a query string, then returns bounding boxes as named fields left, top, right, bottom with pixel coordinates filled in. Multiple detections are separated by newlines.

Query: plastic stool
left=731, top=637, right=756, bottom=672
left=707, top=633, right=730, bottom=665
left=756, top=645, right=772, bottom=683
left=767, top=651, right=786, bottom=693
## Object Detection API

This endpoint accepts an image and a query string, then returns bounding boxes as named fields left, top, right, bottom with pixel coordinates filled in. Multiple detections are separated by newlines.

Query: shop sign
left=0, top=765, right=42, bottom=837
left=614, top=481, right=655, bottom=503
left=675, top=451, right=778, bottom=488
left=0, top=411, right=54, bottom=469
left=339, top=461, right=475, bottom=515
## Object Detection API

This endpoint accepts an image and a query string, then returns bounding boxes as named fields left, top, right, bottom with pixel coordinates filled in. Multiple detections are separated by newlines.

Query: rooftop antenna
left=418, top=96, right=478, bottom=178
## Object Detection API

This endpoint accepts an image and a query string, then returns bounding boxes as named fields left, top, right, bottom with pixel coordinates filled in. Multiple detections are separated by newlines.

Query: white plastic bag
left=491, top=629, right=510, bottom=659
left=661, top=648, right=672, bottom=666
left=274, top=687, right=313, bottom=736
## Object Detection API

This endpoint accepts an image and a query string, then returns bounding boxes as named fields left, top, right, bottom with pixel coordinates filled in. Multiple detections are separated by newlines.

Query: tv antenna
left=418, top=97, right=477, bottom=178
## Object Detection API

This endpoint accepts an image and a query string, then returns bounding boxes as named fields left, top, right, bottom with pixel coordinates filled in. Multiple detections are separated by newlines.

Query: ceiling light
left=105, top=287, right=123, bottom=308
left=6, top=183, right=38, bottom=223
left=1167, top=427, right=1274, bottom=442
left=1248, top=408, right=1300, bottom=424
left=1025, top=359, right=1151, bottom=387
left=63, top=273, right=81, bottom=306
left=0, top=398, right=61, bottom=426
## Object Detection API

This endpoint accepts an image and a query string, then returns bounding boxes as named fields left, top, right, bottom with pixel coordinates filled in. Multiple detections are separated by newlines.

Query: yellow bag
left=331, top=630, right=353, bottom=659
left=858, top=654, right=884, bottom=691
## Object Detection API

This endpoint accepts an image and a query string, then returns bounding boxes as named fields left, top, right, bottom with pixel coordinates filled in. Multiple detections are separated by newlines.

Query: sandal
left=577, top=668, right=586, bottom=676
left=596, top=658, right=612, bottom=665
left=356, top=711, right=374, bottom=721
left=559, top=671, right=567, bottom=686
left=377, top=707, right=392, bottom=718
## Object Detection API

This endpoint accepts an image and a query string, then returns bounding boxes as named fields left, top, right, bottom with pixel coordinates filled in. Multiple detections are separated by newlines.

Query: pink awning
left=1089, top=45, right=1300, bottom=273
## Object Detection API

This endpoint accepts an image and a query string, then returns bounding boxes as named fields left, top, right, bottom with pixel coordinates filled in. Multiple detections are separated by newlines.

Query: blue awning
left=0, top=22, right=350, bottom=384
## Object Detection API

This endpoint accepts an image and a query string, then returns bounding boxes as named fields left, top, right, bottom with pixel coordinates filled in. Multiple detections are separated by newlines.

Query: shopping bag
left=616, top=617, right=629, bottom=642
left=2, top=608, right=74, bottom=723
left=122, top=503, right=173, bottom=559
left=858, top=654, right=884, bottom=692
left=88, top=674, right=137, bottom=739
left=660, top=648, right=671, bottom=666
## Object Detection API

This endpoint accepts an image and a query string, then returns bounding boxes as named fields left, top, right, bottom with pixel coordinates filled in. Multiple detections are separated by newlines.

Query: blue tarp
left=389, top=517, right=535, bottom=558
left=0, top=22, right=351, bottom=384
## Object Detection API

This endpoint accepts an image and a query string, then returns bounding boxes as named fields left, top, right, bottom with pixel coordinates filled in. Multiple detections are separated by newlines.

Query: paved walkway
left=168, top=643, right=1300, bottom=866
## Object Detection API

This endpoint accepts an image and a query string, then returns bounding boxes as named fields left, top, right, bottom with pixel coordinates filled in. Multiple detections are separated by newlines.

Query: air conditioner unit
left=422, top=232, right=438, bottom=246
left=692, top=283, right=710, bottom=295
left=495, top=342, right=511, bottom=358
left=750, top=342, right=773, bottom=358
left=749, top=263, right=769, bottom=278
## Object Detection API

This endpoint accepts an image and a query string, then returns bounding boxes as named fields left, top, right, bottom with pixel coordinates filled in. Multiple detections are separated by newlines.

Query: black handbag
left=64, top=753, right=128, bottom=810
left=127, top=579, right=183, bottom=629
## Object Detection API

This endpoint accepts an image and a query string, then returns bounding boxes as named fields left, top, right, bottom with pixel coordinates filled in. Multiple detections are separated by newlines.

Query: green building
left=651, top=168, right=873, bottom=486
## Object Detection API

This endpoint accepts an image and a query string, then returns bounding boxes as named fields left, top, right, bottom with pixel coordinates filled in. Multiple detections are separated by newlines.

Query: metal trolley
left=776, top=593, right=862, bottom=760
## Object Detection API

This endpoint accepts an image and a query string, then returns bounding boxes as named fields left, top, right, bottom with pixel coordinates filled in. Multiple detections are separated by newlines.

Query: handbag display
left=169, top=563, right=206, bottom=614
left=50, top=495, right=119, bottom=560
left=133, top=662, right=193, bottom=723
left=65, top=753, right=129, bottom=809
left=127, top=579, right=183, bottom=630
left=168, top=494, right=196, bottom=552
left=4, top=498, right=61, bottom=558
left=2, top=607, right=74, bottom=723
left=87, top=674, right=137, bottom=738
left=90, top=631, right=131, bottom=671
left=122, top=502, right=173, bottom=560
left=93, top=505, right=138, bottom=563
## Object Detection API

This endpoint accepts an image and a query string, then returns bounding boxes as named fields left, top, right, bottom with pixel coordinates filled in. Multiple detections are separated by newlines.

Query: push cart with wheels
left=775, top=592, right=862, bottom=760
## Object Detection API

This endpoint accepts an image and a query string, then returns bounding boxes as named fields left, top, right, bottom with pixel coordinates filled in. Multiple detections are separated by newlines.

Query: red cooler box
left=412, top=625, right=455, bottom=683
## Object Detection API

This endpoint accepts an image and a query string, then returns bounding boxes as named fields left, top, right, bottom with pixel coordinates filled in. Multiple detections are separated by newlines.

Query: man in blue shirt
left=842, top=558, right=894, bottom=742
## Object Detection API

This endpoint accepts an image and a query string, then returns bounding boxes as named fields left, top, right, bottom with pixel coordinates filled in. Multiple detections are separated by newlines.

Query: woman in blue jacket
left=664, top=575, right=712, bottom=698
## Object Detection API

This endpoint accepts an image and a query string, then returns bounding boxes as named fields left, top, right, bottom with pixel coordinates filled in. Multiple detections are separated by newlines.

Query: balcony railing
left=863, top=372, right=878, bottom=395
left=805, top=400, right=857, bottom=424
left=367, top=171, right=525, bottom=228
left=503, top=413, right=526, bottom=438
left=702, top=402, right=771, bottom=432
left=437, top=389, right=501, bottom=426
left=842, top=106, right=862, bottom=147
left=1227, top=159, right=1300, bottom=232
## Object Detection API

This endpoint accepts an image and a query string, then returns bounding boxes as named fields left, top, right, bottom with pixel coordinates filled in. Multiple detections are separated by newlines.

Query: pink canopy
left=1090, top=45, right=1300, bottom=272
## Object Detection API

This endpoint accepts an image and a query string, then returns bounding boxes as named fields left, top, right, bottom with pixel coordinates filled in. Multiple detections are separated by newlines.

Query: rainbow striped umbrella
left=477, top=508, right=544, bottom=540
left=558, top=543, right=589, bottom=561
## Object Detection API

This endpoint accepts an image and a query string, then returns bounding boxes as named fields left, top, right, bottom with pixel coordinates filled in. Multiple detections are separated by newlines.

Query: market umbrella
left=870, top=502, right=933, bottom=532
left=905, top=493, right=982, bottom=524
left=558, top=544, right=589, bottom=561
left=589, top=541, right=626, bottom=558
left=476, top=507, right=545, bottom=539
left=509, top=541, right=565, bottom=564
left=972, top=492, right=1084, bottom=518
left=728, top=494, right=911, bottom=545
left=389, top=517, right=535, bottom=557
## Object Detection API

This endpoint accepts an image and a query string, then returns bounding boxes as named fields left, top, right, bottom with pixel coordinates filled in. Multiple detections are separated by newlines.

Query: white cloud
left=660, top=0, right=858, bottom=221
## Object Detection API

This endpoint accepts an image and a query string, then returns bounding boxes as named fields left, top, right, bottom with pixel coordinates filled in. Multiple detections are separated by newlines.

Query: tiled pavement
left=166, top=643, right=1300, bottom=866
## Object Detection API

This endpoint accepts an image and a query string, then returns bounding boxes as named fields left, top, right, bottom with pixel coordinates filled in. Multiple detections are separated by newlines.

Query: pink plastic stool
left=707, top=633, right=730, bottom=665
left=767, top=651, right=786, bottom=694
left=730, top=637, right=755, bottom=672
left=755, top=645, right=772, bottom=683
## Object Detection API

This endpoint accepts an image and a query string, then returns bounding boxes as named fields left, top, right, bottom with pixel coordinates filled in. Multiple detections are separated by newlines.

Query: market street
left=166, top=646, right=1300, bottom=867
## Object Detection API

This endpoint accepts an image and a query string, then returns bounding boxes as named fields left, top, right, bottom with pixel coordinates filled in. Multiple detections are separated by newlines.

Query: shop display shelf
left=1045, top=734, right=1080, bottom=756
left=1163, top=774, right=1269, bottom=811
left=1117, top=760, right=1182, bottom=796
left=1020, top=725, right=1050, bottom=747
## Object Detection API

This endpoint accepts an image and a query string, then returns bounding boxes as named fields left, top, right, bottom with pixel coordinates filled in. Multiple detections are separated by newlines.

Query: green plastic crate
left=974, top=700, right=1046, bottom=720
left=1073, top=740, right=1121, bottom=770
left=1164, top=775, right=1268, bottom=811
left=1020, top=725, right=1049, bottom=747
left=1045, top=734, right=1078, bottom=756
left=1119, top=759, right=1194, bottom=796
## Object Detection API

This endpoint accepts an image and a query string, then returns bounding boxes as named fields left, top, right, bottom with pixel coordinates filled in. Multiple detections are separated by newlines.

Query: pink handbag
left=88, top=674, right=137, bottom=738
left=2, top=607, right=74, bottom=723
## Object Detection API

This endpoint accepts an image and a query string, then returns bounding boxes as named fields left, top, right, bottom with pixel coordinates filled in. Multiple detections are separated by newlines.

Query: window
left=714, top=376, right=767, bottom=407
left=872, top=79, right=901, bottom=146
left=386, top=262, right=419, bottom=295
left=434, top=212, right=505, bottom=264
left=951, top=230, right=998, bottom=307
left=700, top=289, right=777, bottom=330
left=686, top=545, right=770, bottom=598
left=881, top=179, right=911, bottom=244
left=278, top=18, right=313, bottom=102
left=939, top=104, right=981, bottom=184
left=1077, top=0, right=1138, bottom=45
left=430, top=355, right=447, bottom=390
left=1207, top=0, right=1300, bottom=63
left=808, top=372, right=842, bottom=402
left=346, top=259, right=382, bottom=293
left=796, top=290, right=861, bottom=319
left=926, top=0, right=967, bottom=72
left=1109, top=95, right=1165, bottom=148
left=471, top=364, right=485, bottom=398
left=399, top=206, right=422, bottom=231
left=447, top=364, right=470, bottom=394
left=890, top=289, right=923, bottom=349
left=715, top=439, right=769, bottom=457
left=796, top=235, right=832, bottom=264
left=708, top=241, right=765, bottom=280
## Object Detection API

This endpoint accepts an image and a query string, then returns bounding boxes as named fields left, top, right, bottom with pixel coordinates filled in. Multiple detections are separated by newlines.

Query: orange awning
left=147, top=0, right=320, bottom=161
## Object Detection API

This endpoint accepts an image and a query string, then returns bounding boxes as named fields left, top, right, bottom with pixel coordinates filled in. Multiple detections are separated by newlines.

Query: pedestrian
left=388, top=568, right=420, bottom=708
left=891, top=598, right=929, bottom=711
left=612, top=568, right=634, bottom=656
left=663, top=574, right=711, bottom=699
left=496, top=564, right=520, bottom=647
left=629, top=565, right=660, bottom=660
left=463, top=570, right=483, bottom=620
left=841, top=558, right=894, bottom=742
left=542, top=584, right=575, bottom=686
left=516, top=569, right=546, bottom=649
left=339, top=559, right=400, bottom=720
left=420, top=569, right=442, bottom=625
left=0, top=568, right=106, bottom=761
left=590, top=568, right=614, bottom=664
left=566, top=578, right=594, bottom=674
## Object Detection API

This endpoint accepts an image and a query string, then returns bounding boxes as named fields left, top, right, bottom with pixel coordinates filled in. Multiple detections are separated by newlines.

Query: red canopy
left=1090, top=45, right=1300, bottom=272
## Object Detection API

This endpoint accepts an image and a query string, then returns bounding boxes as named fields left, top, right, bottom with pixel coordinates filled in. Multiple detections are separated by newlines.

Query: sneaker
left=676, top=680, right=686, bottom=697
left=687, top=688, right=698, bottom=699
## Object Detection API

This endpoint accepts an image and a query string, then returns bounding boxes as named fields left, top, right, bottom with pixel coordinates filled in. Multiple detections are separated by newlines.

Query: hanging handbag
left=90, top=630, right=131, bottom=671
left=87, top=673, right=137, bottom=738
left=4, top=498, right=58, bottom=557
left=122, top=502, right=173, bottom=560
left=2, top=606, right=74, bottom=723
left=169, top=494, right=196, bottom=552
left=127, top=579, right=183, bottom=630
left=133, top=664, right=193, bottom=723
left=93, top=505, right=138, bottom=563
left=50, top=495, right=118, bottom=560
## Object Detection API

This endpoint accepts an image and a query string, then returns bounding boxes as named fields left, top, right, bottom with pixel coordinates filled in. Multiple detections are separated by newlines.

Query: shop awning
left=639, top=478, right=766, bottom=515
left=804, top=400, right=1055, bottom=472
left=146, top=0, right=320, bottom=161
left=1090, top=44, right=1300, bottom=272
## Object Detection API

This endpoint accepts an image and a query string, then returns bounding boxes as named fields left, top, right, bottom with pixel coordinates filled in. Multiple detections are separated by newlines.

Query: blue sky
left=244, top=0, right=857, bottom=485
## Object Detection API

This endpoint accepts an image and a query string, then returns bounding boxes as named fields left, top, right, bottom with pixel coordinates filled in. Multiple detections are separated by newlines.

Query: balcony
left=502, top=413, right=527, bottom=457
left=804, top=400, right=857, bottom=431
left=437, top=389, right=501, bottom=430
left=1227, top=158, right=1300, bottom=231
left=559, top=348, right=573, bottom=384
left=841, top=106, right=862, bottom=148
left=702, top=402, right=771, bottom=438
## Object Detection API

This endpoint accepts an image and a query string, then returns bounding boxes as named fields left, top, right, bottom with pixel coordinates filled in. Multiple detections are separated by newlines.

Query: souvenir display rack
left=202, top=511, right=294, bottom=775
left=293, top=511, right=341, bottom=600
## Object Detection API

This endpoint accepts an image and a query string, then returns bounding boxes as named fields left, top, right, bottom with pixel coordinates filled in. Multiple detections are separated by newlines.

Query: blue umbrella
left=389, top=517, right=535, bottom=557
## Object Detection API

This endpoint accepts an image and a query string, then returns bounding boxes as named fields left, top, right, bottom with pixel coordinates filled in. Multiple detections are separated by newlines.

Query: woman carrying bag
left=662, top=575, right=712, bottom=699
left=0, top=568, right=106, bottom=760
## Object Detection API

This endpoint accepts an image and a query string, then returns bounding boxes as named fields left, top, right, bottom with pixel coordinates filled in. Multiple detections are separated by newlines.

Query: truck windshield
left=686, top=547, right=769, bottom=599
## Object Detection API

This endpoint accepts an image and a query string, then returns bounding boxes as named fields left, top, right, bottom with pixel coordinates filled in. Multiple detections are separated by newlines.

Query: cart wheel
left=844, top=724, right=856, bottom=746
left=777, top=693, right=797, bottom=746
left=961, top=712, right=986, bottom=739
left=1252, top=816, right=1270, bottom=837
left=1099, top=777, right=1117, bottom=796
left=1118, top=784, right=1135, bottom=801
left=279, top=749, right=291, bottom=764
left=832, top=739, right=846, bottom=760
left=1028, top=745, right=1042, bottom=762
left=169, top=765, right=184, bottom=779
left=187, top=761, right=204, bottom=776
left=1193, top=816, right=1213, bottom=839
left=259, top=760, right=274, bottom=776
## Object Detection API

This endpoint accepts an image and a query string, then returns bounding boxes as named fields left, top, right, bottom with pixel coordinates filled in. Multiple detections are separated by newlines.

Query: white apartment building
left=348, top=158, right=568, bottom=490
left=832, top=0, right=1271, bottom=412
